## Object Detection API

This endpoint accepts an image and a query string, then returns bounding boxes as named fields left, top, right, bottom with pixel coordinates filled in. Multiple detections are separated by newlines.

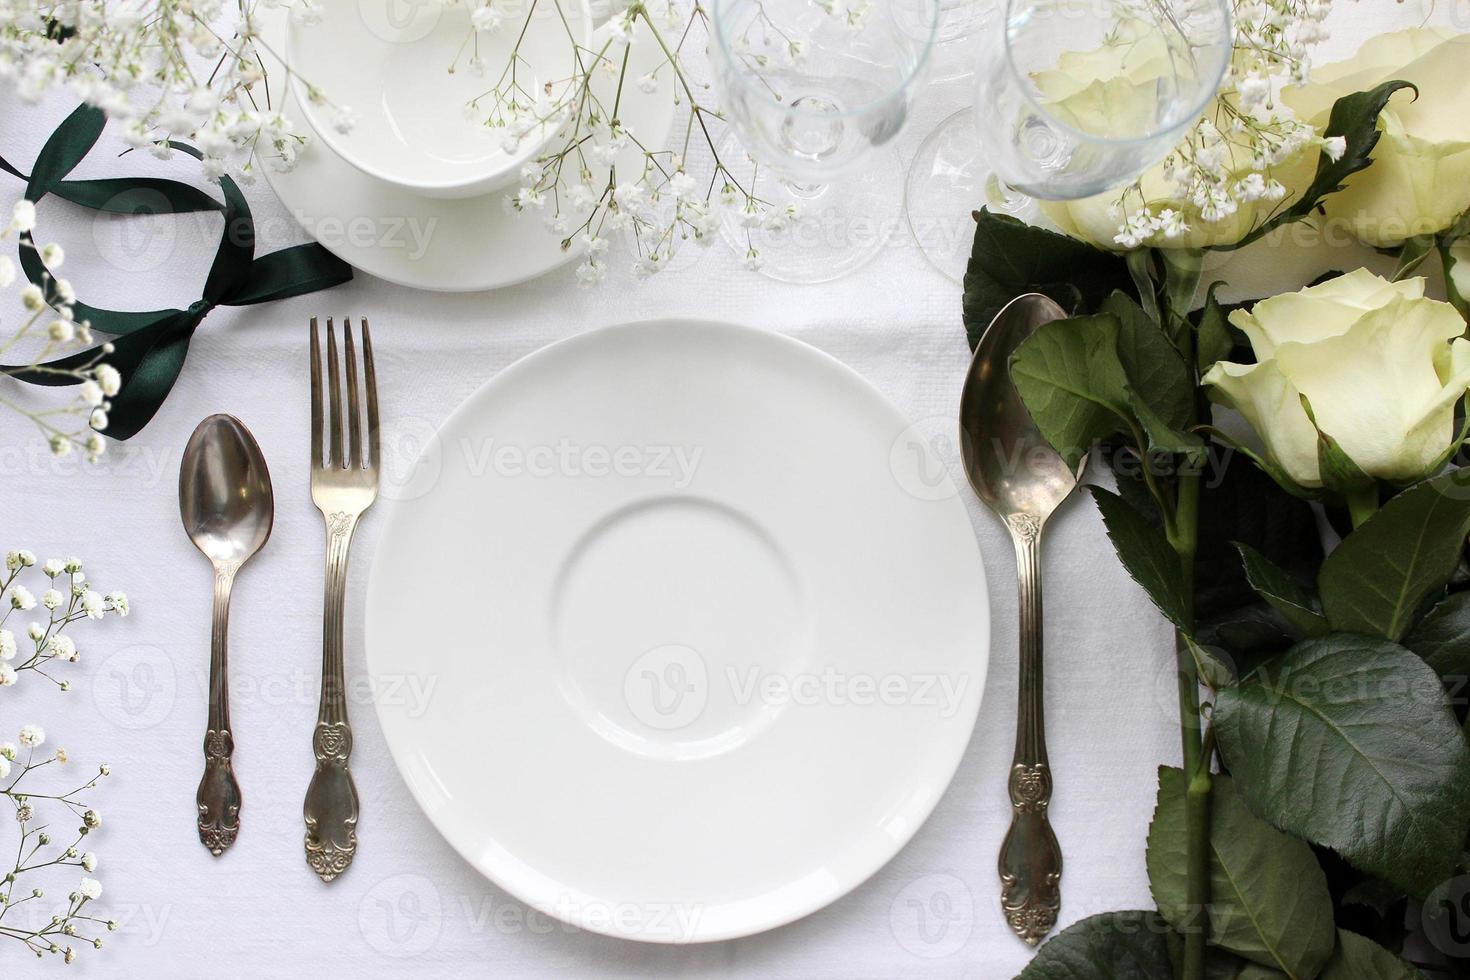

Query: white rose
left=1202, top=269, right=1470, bottom=488
left=1284, top=29, right=1470, bottom=246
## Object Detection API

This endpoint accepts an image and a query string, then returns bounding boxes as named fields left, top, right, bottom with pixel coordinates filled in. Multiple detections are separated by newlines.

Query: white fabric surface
left=0, top=2, right=1441, bottom=976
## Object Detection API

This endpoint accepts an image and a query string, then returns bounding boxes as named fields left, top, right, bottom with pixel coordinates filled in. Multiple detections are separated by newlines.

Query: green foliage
left=961, top=209, right=1130, bottom=350
left=1017, top=911, right=1175, bottom=979
left=1088, top=486, right=1192, bottom=633
left=1215, top=634, right=1470, bottom=899
left=1148, top=768, right=1335, bottom=977
left=1319, top=469, right=1470, bottom=641
left=1233, top=543, right=1328, bottom=639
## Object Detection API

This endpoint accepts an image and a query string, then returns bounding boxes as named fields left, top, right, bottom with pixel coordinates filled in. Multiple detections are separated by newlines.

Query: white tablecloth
left=0, top=2, right=1438, bottom=975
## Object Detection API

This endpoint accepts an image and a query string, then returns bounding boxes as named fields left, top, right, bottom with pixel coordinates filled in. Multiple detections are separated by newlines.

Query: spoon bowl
left=959, top=293, right=1082, bottom=522
left=180, top=415, right=275, bottom=567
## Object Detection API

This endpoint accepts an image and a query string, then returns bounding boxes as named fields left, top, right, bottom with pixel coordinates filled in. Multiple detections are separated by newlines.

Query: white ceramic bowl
left=287, top=0, right=591, bottom=199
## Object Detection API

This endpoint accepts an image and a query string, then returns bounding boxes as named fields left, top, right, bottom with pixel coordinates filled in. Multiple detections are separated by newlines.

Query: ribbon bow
left=0, top=104, right=353, bottom=439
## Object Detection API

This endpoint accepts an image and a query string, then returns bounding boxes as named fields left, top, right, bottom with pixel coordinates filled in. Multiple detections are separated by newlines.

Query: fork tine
left=309, top=317, right=323, bottom=469
left=345, top=319, right=362, bottom=469
left=362, top=317, right=380, bottom=473
left=326, top=317, right=343, bottom=469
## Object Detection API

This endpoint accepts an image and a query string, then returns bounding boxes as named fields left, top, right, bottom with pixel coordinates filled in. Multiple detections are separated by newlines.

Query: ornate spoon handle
left=198, top=563, right=242, bottom=856
left=998, top=515, right=1062, bottom=946
left=304, top=516, right=360, bottom=883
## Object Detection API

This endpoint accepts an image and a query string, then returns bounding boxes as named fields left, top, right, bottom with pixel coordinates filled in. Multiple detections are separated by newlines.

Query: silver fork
left=304, top=316, right=379, bottom=883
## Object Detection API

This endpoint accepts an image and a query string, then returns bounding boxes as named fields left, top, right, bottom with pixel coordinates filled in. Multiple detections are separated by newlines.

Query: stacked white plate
left=256, top=0, right=676, bottom=291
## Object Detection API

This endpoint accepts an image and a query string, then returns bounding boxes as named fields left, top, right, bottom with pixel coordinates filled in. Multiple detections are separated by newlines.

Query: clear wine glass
left=929, top=0, right=998, bottom=83
left=905, top=0, right=1233, bottom=281
left=710, top=0, right=941, bottom=283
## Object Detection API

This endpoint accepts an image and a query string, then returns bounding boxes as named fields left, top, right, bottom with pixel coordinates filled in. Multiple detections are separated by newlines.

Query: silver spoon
left=180, top=414, right=274, bottom=856
left=960, top=293, right=1086, bottom=946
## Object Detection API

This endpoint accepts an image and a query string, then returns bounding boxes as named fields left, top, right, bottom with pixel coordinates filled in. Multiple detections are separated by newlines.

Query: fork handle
left=998, top=516, right=1061, bottom=946
left=304, top=511, right=360, bottom=883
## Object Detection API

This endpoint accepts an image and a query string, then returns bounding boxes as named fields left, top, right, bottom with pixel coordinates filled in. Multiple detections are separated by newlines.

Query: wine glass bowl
left=711, top=0, right=938, bottom=184
left=709, top=0, right=940, bottom=282
left=976, top=0, right=1233, bottom=199
left=905, top=0, right=1232, bottom=281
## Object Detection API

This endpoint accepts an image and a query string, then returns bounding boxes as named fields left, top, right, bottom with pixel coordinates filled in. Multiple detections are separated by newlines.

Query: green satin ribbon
left=1, top=104, right=353, bottom=439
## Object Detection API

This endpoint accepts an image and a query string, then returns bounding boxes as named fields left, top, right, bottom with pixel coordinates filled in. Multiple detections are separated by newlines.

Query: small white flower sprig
left=0, top=552, right=129, bottom=693
left=0, top=201, right=119, bottom=462
left=485, top=0, right=790, bottom=281
left=0, top=0, right=348, bottom=183
left=0, top=552, right=123, bottom=963
left=1110, top=0, right=1336, bottom=248
left=0, top=725, right=111, bottom=964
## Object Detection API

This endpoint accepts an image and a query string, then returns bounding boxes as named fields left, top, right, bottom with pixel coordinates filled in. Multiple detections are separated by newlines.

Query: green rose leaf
left=1102, top=291, right=1206, bottom=460
left=1404, top=590, right=1470, bottom=683
left=1230, top=80, right=1416, bottom=250
left=1131, top=395, right=1207, bottom=462
left=1195, top=283, right=1237, bottom=374
left=1009, top=313, right=1131, bottom=468
left=1105, top=290, right=1193, bottom=430
left=1319, top=468, right=1470, bottom=641
left=1392, top=235, right=1437, bottom=281
left=1319, top=930, right=1423, bottom=980
left=1088, top=486, right=1191, bottom=633
left=962, top=209, right=1130, bottom=350
left=1147, top=767, right=1334, bottom=978
left=1017, top=911, right=1174, bottom=980
left=1157, top=248, right=1205, bottom=343
left=1234, top=543, right=1329, bottom=638
left=1214, top=633, right=1470, bottom=898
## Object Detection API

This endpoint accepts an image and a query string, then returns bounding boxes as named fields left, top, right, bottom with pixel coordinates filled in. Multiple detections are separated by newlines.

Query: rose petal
left=1203, top=359, right=1322, bottom=487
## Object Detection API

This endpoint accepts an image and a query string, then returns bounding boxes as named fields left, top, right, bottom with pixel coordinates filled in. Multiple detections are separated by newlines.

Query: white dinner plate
left=254, top=6, right=674, bottom=291
left=366, top=320, right=990, bottom=942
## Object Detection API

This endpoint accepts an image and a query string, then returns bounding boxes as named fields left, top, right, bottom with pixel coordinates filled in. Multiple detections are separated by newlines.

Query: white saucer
left=366, top=319, right=990, bottom=942
left=255, top=7, right=674, bottom=291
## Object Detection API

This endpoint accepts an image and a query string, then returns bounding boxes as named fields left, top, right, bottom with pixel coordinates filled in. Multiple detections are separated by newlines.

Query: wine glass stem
left=986, top=175, right=1031, bottom=216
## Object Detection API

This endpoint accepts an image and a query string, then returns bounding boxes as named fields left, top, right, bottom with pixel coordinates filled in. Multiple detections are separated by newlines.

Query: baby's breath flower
left=94, top=366, right=121, bottom=398
left=19, top=725, right=44, bottom=748
left=49, top=635, right=76, bottom=663
left=9, top=200, right=35, bottom=233
left=80, top=591, right=105, bottom=621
